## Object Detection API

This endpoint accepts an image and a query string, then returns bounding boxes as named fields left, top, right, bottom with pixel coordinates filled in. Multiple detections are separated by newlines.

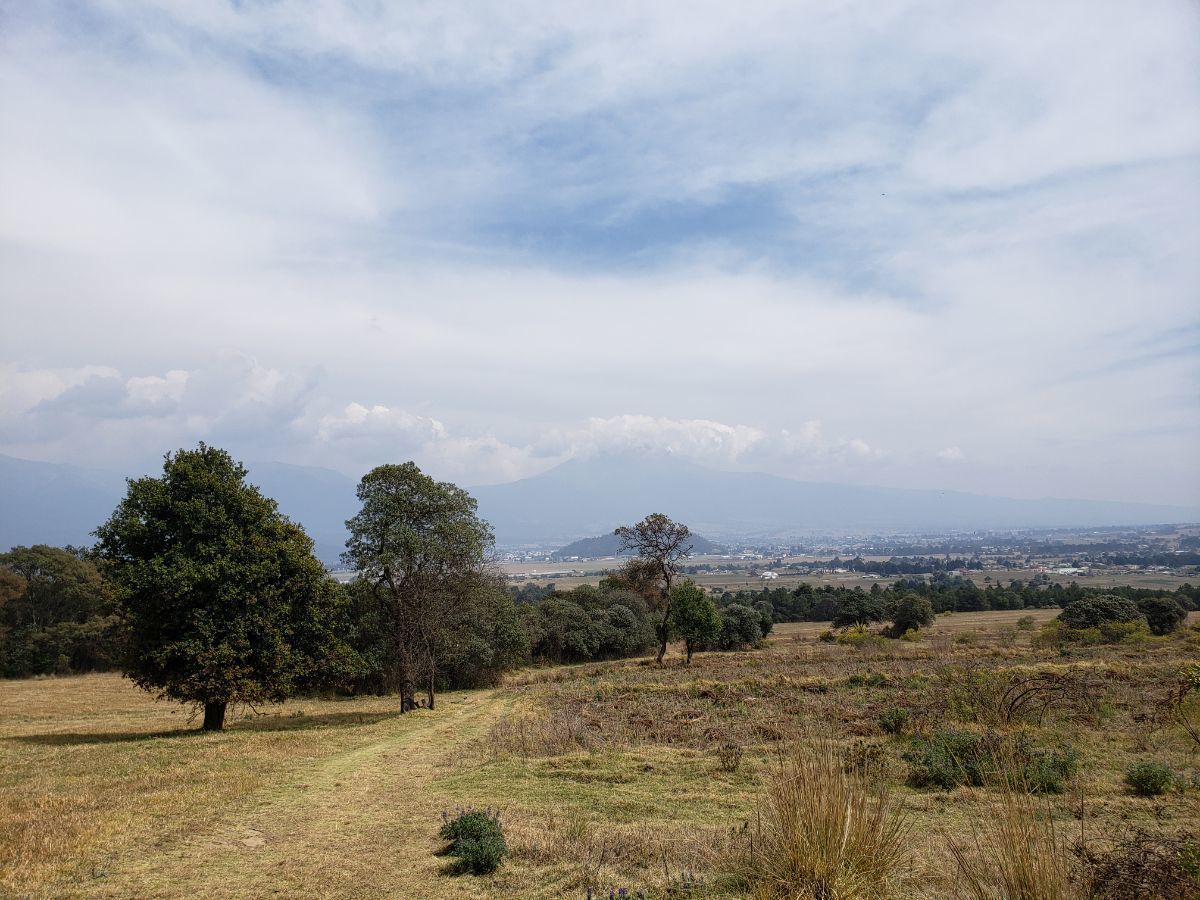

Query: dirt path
left=90, top=690, right=512, bottom=899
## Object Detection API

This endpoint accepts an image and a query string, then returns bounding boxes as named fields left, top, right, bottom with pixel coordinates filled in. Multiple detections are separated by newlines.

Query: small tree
left=614, top=513, right=693, bottom=663
left=889, top=594, right=934, bottom=637
left=94, top=445, right=354, bottom=731
left=668, top=580, right=721, bottom=664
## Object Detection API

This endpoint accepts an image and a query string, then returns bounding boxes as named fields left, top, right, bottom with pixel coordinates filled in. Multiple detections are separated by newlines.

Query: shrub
left=889, top=594, right=934, bottom=636
left=955, top=630, right=980, bottom=645
left=905, top=730, right=1078, bottom=793
left=1075, top=828, right=1200, bottom=899
left=1016, top=615, right=1038, bottom=631
left=817, top=629, right=836, bottom=643
left=1059, top=595, right=1145, bottom=631
left=439, top=808, right=507, bottom=874
left=1137, top=596, right=1188, bottom=636
left=837, top=627, right=886, bottom=650
left=727, top=741, right=909, bottom=899
left=879, top=707, right=910, bottom=735
left=900, top=628, right=922, bottom=642
left=1125, top=761, right=1175, bottom=797
left=715, top=604, right=763, bottom=651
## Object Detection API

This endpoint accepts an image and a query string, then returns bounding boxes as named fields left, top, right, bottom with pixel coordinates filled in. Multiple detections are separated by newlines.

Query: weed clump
left=726, top=741, right=908, bottom=898
left=717, top=742, right=745, bottom=773
left=947, top=789, right=1076, bottom=900
left=439, top=807, right=507, bottom=875
left=1124, top=760, right=1175, bottom=797
left=878, top=707, right=909, bottom=736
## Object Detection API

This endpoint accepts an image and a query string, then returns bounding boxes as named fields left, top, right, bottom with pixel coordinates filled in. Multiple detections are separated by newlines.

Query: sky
left=1, top=0, right=1198, bottom=506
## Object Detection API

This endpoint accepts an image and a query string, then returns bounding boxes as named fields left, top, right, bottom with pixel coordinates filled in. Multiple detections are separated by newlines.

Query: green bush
left=1059, top=595, right=1145, bottom=630
left=1136, top=596, right=1188, bottom=636
left=439, top=808, right=507, bottom=874
left=1124, top=761, right=1175, bottom=797
left=889, top=594, right=934, bottom=636
left=879, top=707, right=909, bottom=735
left=837, top=627, right=886, bottom=650
left=715, top=603, right=763, bottom=651
left=905, top=729, right=1078, bottom=793
left=1016, top=615, right=1038, bottom=631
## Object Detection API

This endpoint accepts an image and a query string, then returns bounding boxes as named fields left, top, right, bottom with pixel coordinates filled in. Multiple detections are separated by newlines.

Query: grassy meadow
left=3, top=610, right=1199, bottom=898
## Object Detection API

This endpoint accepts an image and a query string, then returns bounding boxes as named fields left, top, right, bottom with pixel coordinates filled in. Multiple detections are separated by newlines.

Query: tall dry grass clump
left=728, top=740, right=909, bottom=900
left=946, top=787, right=1079, bottom=900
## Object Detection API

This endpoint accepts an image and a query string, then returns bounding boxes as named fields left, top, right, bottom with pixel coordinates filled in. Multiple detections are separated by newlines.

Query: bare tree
left=614, top=513, right=693, bottom=663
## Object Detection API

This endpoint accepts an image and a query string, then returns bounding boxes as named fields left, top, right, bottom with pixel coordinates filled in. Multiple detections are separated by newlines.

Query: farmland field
left=3, top=611, right=1199, bottom=898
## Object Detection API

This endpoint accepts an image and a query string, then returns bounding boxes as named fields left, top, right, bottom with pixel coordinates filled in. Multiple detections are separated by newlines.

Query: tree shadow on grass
left=6, top=710, right=398, bottom=746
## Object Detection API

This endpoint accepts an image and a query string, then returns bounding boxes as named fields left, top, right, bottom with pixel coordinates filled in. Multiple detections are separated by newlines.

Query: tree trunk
left=685, top=642, right=694, bottom=665
left=202, top=701, right=227, bottom=731
left=656, top=584, right=672, bottom=664
left=400, top=667, right=417, bottom=712
left=426, top=670, right=435, bottom=710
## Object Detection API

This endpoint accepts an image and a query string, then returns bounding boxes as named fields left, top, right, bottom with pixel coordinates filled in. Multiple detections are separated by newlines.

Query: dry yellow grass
left=3, top=610, right=1199, bottom=898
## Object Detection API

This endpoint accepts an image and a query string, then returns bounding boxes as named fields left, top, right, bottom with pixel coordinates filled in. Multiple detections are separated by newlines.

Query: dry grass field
left=3, top=611, right=1199, bottom=898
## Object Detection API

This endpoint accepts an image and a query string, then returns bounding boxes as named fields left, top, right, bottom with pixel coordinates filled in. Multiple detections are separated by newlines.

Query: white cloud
left=0, top=2, right=1196, bottom=505
left=936, top=446, right=964, bottom=462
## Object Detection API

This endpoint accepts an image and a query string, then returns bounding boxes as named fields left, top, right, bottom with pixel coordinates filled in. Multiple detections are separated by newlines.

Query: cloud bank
left=0, top=1, right=1197, bottom=505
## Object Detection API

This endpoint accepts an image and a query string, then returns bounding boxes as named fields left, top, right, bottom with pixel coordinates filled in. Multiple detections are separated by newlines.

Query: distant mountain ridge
left=2, top=451, right=1196, bottom=561
left=550, top=531, right=722, bottom=561
left=470, top=453, right=1200, bottom=545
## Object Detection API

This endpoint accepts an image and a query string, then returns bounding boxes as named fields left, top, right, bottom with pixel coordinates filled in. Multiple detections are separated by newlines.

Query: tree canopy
left=668, top=579, right=721, bottom=664
left=342, top=461, right=505, bottom=711
left=93, top=444, right=354, bottom=730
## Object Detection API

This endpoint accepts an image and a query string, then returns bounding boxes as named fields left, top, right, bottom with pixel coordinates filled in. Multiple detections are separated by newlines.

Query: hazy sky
left=1, top=1, right=1198, bottom=505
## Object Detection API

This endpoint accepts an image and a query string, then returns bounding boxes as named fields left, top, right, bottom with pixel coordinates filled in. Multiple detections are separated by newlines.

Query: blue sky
left=1, top=0, right=1198, bottom=506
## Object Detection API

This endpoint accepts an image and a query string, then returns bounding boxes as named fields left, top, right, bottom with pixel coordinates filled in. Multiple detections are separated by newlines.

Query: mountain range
left=2, top=452, right=1196, bottom=564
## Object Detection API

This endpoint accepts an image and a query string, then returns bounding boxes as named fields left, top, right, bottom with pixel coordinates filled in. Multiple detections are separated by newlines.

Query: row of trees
left=721, top=575, right=1198, bottom=624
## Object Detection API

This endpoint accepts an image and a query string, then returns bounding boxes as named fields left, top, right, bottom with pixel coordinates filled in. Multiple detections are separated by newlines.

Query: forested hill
left=550, top=531, right=722, bottom=561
